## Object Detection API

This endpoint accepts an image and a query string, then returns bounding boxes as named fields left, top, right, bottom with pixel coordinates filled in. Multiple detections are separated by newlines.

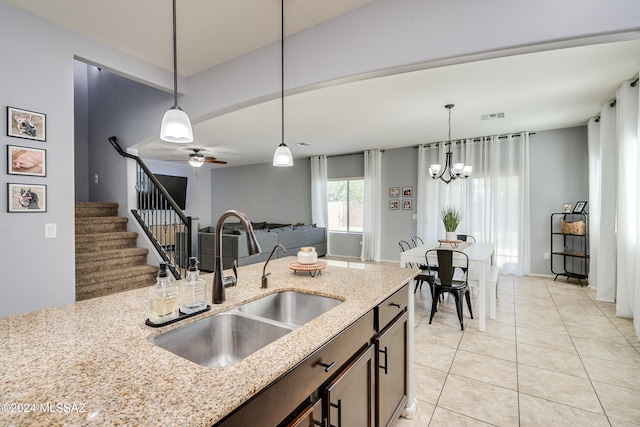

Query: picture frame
left=402, top=199, right=412, bottom=210
left=389, top=200, right=399, bottom=210
left=7, top=145, right=46, bottom=176
left=402, top=186, right=413, bottom=197
left=562, top=203, right=572, bottom=213
left=7, top=107, right=46, bottom=141
left=573, top=201, right=587, bottom=213
left=7, top=183, right=47, bottom=212
left=389, top=187, right=400, bottom=198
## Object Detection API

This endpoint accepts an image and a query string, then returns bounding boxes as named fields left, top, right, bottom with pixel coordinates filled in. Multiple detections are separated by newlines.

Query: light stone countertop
left=0, top=256, right=417, bottom=427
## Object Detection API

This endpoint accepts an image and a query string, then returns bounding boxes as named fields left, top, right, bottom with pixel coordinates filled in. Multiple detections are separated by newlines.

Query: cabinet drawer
left=376, top=284, right=408, bottom=331
left=217, top=310, right=374, bottom=427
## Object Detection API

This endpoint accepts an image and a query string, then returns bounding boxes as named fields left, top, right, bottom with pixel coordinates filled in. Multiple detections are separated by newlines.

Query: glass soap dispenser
left=180, top=257, right=207, bottom=314
left=148, top=262, right=179, bottom=324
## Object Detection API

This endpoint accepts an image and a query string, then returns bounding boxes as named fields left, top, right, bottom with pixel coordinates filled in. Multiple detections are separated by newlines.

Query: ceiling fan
left=186, top=148, right=227, bottom=167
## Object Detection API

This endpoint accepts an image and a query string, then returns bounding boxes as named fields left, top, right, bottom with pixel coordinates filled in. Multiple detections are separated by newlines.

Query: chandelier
left=429, top=104, right=472, bottom=184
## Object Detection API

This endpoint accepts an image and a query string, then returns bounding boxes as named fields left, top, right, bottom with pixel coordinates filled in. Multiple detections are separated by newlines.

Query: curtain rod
left=594, top=76, right=638, bottom=122
left=414, top=131, right=534, bottom=149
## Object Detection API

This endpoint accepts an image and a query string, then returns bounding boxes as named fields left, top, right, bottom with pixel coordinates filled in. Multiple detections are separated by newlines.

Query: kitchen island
left=0, top=257, right=417, bottom=426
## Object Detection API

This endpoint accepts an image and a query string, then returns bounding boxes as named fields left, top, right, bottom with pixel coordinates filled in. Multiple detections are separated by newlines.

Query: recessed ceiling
left=5, top=0, right=640, bottom=167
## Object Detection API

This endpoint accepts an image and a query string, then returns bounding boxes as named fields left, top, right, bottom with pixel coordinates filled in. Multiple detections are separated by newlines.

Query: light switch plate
left=45, top=223, right=56, bottom=238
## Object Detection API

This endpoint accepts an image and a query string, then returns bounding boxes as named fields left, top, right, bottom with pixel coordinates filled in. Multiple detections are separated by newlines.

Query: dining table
left=400, top=241, right=495, bottom=331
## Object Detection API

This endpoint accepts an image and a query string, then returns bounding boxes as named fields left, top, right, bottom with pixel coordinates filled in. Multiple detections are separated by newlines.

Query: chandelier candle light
left=429, top=104, right=472, bottom=184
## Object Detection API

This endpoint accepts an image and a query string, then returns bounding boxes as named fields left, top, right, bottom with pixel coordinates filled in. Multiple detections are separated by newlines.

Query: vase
left=297, top=247, right=318, bottom=264
left=445, top=231, right=457, bottom=241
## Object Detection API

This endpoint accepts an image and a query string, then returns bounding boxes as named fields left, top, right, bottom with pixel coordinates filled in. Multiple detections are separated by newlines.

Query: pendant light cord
left=172, top=0, right=178, bottom=107
left=281, top=0, right=285, bottom=144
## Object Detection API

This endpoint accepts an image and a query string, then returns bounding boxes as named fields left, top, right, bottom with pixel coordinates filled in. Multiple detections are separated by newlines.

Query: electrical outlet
left=94, top=174, right=99, bottom=184
left=544, top=252, right=550, bottom=260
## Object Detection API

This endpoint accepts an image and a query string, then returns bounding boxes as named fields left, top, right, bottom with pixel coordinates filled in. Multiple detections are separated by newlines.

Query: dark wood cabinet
left=374, top=284, right=408, bottom=427
left=325, top=344, right=376, bottom=427
left=376, top=311, right=408, bottom=427
left=287, top=399, right=323, bottom=427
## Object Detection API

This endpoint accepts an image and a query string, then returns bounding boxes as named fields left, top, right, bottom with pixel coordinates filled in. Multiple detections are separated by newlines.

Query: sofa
left=197, top=222, right=327, bottom=271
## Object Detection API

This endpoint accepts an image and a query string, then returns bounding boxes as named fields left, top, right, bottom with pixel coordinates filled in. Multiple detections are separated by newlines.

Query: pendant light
left=429, top=104, right=472, bottom=184
left=273, top=0, right=294, bottom=167
left=160, top=0, right=193, bottom=143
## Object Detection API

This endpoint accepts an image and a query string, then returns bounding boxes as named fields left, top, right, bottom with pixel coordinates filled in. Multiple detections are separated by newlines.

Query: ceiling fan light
left=188, top=156, right=204, bottom=167
left=161, top=106, right=193, bottom=143
left=273, top=142, right=293, bottom=167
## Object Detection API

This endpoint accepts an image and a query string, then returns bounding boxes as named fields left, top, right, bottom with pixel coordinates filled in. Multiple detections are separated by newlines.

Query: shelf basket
left=559, top=219, right=586, bottom=235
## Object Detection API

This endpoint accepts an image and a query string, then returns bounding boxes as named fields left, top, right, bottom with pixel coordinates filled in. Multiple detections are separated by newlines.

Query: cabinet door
left=376, top=311, right=408, bottom=427
left=325, top=345, right=375, bottom=427
left=287, top=399, right=323, bottom=427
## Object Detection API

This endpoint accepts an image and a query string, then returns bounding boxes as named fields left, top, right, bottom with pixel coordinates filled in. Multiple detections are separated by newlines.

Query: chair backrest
left=411, top=236, right=424, bottom=247
left=457, top=234, right=476, bottom=243
left=426, top=249, right=468, bottom=286
left=398, top=240, right=412, bottom=252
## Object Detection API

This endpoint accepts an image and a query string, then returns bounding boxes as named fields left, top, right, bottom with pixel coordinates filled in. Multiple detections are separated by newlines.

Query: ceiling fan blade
left=204, top=157, right=227, bottom=164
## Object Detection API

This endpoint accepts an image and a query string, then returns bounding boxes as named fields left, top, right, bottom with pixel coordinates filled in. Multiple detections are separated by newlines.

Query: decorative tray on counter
left=288, top=260, right=327, bottom=277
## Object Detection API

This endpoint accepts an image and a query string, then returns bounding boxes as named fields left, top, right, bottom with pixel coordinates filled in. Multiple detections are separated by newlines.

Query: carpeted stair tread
left=76, top=264, right=158, bottom=287
left=76, top=247, right=148, bottom=263
left=75, top=202, right=118, bottom=218
left=75, top=216, right=128, bottom=234
left=75, top=231, right=138, bottom=243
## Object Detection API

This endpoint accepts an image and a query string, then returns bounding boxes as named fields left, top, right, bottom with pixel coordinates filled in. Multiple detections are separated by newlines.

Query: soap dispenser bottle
left=180, top=257, right=207, bottom=314
left=148, top=262, right=179, bottom=324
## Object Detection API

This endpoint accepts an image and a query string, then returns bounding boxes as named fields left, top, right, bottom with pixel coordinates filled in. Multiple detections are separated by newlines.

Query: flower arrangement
left=441, top=207, right=462, bottom=232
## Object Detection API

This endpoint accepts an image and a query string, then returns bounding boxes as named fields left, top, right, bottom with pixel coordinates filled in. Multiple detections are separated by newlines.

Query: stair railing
left=109, top=136, right=193, bottom=279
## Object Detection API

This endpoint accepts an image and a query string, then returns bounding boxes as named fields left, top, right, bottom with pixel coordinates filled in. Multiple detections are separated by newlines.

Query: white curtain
left=595, top=102, right=618, bottom=302
left=310, top=155, right=328, bottom=228
left=361, top=149, right=382, bottom=261
left=417, top=134, right=531, bottom=275
left=587, top=118, right=601, bottom=291
left=588, top=77, right=640, bottom=339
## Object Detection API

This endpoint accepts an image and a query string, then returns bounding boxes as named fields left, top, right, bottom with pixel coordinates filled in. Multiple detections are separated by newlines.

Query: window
left=328, top=179, right=364, bottom=232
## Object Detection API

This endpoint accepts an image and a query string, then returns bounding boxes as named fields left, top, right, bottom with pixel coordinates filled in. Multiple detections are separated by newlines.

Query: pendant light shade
left=160, top=0, right=193, bottom=144
left=161, top=106, right=193, bottom=143
left=273, top=0, right=293, bottom=167
left=273, top=142, right=293, bottom=166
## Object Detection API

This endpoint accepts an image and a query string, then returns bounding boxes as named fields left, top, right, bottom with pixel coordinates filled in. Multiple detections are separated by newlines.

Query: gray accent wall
left=529, top=127, right=589, bottom=275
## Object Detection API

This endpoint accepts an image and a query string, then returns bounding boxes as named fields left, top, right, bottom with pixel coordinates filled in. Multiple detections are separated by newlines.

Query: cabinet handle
left=330, top=399, right=342, bottom=427
left=319, top=361, right=336, bottom=372
left=390, top=302, right=402, bottom=308
left=379, top=346, right=388, bottom=374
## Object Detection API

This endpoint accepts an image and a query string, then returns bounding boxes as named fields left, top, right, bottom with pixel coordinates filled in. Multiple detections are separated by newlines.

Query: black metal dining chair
left=411, top=236, right=424, bottom=247
left=426, top=249, right=473, bottom=330
left=399, top=240, right=435, bottom=294
left=457, top=234, right=476, bottom=243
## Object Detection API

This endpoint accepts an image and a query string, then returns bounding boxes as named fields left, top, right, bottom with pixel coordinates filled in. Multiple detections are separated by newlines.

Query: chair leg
left=428, top=289, right=441, bottom=324
left=451, top=292, right=465, bottom=330
left=465, top=289, right=473, bottom=319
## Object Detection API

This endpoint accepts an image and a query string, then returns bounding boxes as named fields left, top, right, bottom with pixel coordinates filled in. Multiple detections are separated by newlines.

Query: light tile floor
left=396, top=275, right=640, bottom=426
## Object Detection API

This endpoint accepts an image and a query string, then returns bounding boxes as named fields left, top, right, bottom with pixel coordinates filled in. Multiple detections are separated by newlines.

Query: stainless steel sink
left=150, top=291, right=342, bottom=369
left=237, top=291, right=342, bottom=327
left=150, top=312, right=294, bottom=369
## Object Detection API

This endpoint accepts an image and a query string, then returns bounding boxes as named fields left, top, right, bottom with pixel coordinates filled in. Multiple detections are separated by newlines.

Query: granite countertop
left=0, top=256, right=416, bottom=426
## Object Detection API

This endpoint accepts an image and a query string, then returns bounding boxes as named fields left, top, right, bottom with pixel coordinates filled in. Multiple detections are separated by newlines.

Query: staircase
left=75, top=202, right=158, bottom=301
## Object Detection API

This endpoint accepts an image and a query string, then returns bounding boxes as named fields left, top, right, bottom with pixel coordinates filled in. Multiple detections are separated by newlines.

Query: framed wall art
left=402, top=199, right=412, bottom=210
left=402, top=187, right=413, bottom=197
left=7, top=145, right=46, bottom=176
left=7, top=183, right=47, bottom=212
left=573, top=201, right=587, bottom=213
left=389, top=187, right=400, bottom=198
left=7, top=107, right=46, bottom=141
left=389, top=200, right=399, bottom=210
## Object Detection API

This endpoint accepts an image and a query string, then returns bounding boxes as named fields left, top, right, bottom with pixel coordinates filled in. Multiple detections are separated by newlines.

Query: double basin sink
left=150, top=291, right=342, bottom=369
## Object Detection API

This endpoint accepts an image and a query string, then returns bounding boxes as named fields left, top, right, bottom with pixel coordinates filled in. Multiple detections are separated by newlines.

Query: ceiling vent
left=480, top=112, right=505, bottom=121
